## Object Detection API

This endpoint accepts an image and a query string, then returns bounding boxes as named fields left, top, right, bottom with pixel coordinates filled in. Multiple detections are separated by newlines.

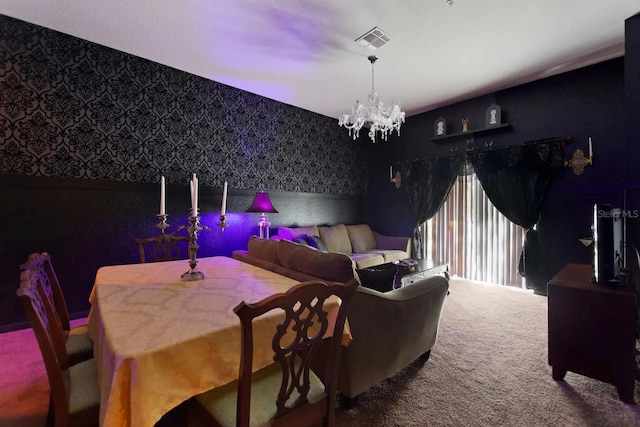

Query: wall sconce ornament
left=565, top=137, right=593, bottom=176
left=391, top=171, right=401, bottom=189
left=462, top=118, right=469, bottom=133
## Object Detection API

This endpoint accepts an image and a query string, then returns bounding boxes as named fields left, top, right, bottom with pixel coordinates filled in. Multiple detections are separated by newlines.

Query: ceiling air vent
left=355, top=27, right=392, bottom=50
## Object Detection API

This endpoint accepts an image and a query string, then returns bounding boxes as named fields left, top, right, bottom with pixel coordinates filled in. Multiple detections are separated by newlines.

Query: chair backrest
left=135, top=233, right=190, bottom=263
left=234, top=278, right=359, bottom=427
left=17, top=272, right=73, bottom=427
left=20, top=252, right=73, bottom=333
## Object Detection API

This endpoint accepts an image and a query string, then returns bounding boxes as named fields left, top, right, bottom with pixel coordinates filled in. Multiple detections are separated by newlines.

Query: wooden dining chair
left=135, top=232, right=190, bottom=263
left=17, top=270, right=100, bottom=427
left=189, top=278, right=359, bottom=427
left=21, top=252, right=94, bottom=365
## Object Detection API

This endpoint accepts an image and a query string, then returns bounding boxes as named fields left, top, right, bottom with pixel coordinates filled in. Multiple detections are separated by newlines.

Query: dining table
left=87, top=256, right=349, bottom=427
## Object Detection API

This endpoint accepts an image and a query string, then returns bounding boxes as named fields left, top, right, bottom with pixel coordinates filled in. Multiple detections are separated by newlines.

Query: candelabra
left=156, top=212, right=227, bottom=281
left=180, top=214, right=205, bottom=281
left=182, top=213, right=228, bottom=281
left=155, top=175, right=228, bottom=280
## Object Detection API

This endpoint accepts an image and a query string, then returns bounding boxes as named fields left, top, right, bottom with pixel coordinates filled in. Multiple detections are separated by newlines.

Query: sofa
left=273, top=223, right=411, bottom=269
left=232, top=236, right=449, bottom=402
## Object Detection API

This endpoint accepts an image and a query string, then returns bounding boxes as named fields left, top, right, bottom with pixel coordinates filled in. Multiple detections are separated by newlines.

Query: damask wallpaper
left=0, top=15, right=369, bottom=195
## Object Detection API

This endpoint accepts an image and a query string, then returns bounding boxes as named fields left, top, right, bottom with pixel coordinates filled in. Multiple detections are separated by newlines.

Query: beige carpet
left=2, top=279, right=640, bottom=427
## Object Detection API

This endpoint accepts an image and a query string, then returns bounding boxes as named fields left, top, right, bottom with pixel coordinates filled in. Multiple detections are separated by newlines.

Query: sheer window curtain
left=423, top=170, right=527, bottom=288
left=405, top=137, right=565, bottom=290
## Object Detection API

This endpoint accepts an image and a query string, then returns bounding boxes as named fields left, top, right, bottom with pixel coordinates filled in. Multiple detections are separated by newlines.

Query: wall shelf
left=429, top=123, right=511, bottom=141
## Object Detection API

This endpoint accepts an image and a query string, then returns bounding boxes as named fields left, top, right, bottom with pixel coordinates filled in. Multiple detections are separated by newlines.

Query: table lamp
left=245, top=191, right=278, bottom=238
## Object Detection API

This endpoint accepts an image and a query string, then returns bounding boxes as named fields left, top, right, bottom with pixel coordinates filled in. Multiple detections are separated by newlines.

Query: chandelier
left=338, top=55, right=405, bottom=143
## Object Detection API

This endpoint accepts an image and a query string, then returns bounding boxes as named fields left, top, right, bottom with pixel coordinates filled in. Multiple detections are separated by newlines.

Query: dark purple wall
left=367, top=56, right=630, bottom=291
left=625, top=13, right=640, bottom=259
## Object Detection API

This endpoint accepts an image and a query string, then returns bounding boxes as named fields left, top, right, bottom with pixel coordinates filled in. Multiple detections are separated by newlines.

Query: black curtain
left=401, top=156, right=465, bottom=258
left=465, top=138, right=566, bottom=290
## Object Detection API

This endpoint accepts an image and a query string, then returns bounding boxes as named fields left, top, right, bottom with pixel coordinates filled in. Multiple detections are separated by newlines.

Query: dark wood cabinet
left=547, top=263, right=637, bottom=403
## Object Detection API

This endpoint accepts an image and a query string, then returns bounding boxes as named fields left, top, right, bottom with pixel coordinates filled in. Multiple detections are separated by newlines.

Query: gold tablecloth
left=87, top=256, right=345, bottom=427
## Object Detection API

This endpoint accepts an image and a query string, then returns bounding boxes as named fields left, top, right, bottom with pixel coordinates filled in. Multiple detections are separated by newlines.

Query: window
left=423, top=172, right=526, bottom=288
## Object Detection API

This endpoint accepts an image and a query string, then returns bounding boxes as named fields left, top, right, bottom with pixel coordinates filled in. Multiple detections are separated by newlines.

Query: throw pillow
left=318, top=224, right=352, bottom=254
left=292, top=234, right=310, bottom=246
left=305, top=235, right=327, bottom=251
left=346, top=224, right=377, bottom=253
left=277, top=226, right=320, bottom=241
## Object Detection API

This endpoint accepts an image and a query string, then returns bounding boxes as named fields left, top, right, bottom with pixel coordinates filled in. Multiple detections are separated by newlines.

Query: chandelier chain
left=370, top=55, right=376, bottom=94
left=371, top=60, right=374, bottom=94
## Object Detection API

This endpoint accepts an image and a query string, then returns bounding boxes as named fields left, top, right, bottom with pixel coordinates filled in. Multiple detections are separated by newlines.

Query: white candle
left=193, top=174, right=198, bottom=215
left=390, top=166, right=393, bottom=180
left=221, top=181, right=228, bottom=216
left=588, top=136, right=593, bottom=158
left=190, top=180, right=194, bottom=214
left=160, top=176, right=166, bottom=215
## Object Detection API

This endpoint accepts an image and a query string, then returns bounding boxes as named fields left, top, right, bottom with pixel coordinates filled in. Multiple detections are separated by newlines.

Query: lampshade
left=245, top=191, right=278, bottom=213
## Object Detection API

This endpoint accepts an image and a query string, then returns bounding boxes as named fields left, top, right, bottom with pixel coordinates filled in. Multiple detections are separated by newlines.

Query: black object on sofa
left=355, top=264, right=398, bottom=293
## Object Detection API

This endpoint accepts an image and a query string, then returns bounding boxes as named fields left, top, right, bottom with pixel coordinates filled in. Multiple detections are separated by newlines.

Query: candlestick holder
left=218, top=214, right=227, bottom=231
left=178, top=213, right=227, bottom=281
left=181, top=214, right=205, bottom=281
left=156, top=214, right=169, bottom=234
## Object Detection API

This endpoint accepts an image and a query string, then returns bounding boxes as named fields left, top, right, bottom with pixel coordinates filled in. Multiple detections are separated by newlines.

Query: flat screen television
left=592, top=203, right=623, bottom=283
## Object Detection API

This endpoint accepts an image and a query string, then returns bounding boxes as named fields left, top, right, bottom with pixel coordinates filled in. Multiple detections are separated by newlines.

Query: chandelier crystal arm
left=338, top=55, right=405, bottom=143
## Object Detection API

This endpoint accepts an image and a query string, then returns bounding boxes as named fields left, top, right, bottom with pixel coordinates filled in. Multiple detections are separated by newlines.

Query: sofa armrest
left=373, top=231, right=411, bottom=256
left=334, top=275, right=449, bottom=398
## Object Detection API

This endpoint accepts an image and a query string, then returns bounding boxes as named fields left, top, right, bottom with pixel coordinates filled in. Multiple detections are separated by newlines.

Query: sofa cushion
left=346, top=224, right=377, bottom=253
left=247, top=236, right=280, bottom=264
left=277, top=240, right=354, bottom=283
left=277, top=226, right=319, bottom=241
left=349, top=253, right=385, bottom=269
left=361, top=249, right=409, bottom=264
left=318, top=224, right=352, bottom=255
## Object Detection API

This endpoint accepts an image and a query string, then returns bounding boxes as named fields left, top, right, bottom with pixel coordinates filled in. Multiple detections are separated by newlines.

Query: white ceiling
left=1, top=1, right=639, bottom=119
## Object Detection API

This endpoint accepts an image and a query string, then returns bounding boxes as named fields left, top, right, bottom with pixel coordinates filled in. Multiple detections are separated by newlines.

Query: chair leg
left=337, top=393, right=357, bottom=410
left=46, top=394, right=55, bottom=427
left=155, top=401, right=190, bottom=427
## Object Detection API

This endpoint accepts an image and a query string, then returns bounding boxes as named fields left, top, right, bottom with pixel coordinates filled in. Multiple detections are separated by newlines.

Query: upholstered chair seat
left=17, top=268, right=101, bottom=427
left=189, top=278, right=359, bottom=427
left=195, top=360, right=325, bottom=426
